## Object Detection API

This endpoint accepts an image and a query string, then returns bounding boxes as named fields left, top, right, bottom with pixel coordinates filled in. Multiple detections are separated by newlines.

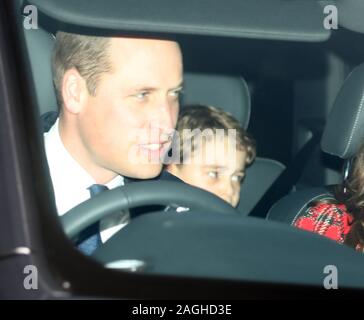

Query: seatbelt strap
left=249, top=133, right=322, bottom=218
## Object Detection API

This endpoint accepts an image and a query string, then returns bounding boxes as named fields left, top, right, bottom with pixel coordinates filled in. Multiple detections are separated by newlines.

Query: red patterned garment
left=294, top=203, right=353, bottom=244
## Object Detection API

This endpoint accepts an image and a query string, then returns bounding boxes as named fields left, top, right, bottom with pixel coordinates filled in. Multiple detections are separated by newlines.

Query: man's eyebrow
left=129, top=82, right=184, bottom=92
left=204, top=165, right=226, bottom=170
left=130, top=86, right=158, bottom=92
left=170, top=82, right=184, bottom=90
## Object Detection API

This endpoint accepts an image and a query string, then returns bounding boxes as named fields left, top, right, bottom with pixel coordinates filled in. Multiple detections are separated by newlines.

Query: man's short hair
left=52, top=32, right=112, bottom=108
left=174, top=104, right=256, bottom=165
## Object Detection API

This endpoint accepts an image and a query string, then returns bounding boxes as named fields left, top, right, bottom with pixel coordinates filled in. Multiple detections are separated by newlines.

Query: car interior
left=268, top=62, right=364, bottom=224
left=2, top=0, right=364, bottom=298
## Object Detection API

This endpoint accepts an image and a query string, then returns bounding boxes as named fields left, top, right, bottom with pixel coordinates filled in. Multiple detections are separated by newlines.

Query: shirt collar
left=44, top=118, right=124, bottom=214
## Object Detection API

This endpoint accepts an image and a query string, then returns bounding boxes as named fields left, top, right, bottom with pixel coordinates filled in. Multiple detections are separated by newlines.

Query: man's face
left=77, top=37, right=183, bottom=179
left=169, top=137, right=247, bottom=207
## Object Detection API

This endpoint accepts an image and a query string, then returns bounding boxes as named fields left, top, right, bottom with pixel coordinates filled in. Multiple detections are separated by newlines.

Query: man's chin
left=126, top=163, right=163, bottom=180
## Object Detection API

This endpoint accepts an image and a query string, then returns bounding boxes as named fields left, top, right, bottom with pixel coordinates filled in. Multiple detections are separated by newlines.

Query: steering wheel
left=61, top=181, right=238, bottom=238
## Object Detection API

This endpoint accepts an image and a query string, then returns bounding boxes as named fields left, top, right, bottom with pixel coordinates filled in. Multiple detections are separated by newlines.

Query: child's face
left=168, top=137, right=247, bottom=207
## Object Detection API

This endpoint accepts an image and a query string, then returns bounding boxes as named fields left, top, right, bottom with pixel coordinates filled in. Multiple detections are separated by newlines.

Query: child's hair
left=172, top=104, right=256, bottom=165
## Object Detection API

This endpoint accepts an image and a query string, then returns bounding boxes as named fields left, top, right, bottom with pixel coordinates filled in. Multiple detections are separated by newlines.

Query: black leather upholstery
left=322, top=63, right=364, bottom=159
left=268, top=63, right=364, bottom=224
left=239, top=157, right=285, bottom=215
left=266, top=187, right=335, bottom=224
left=23, top=27, right=57, bottom=115
left=337, top=0, right=364, bottom=34
left=182, top=72, right=250, bottom=130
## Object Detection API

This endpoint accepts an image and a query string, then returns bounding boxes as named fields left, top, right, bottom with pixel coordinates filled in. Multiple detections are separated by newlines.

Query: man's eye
left=134, top=91, right=149, bottom=100
left=208, top=171, right=219, bottom=179
left=169, top=89, right=183, bottom=99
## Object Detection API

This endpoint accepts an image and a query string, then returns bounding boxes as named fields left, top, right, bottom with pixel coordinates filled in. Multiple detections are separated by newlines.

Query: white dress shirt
left=44, top=119, right=129, bottom=243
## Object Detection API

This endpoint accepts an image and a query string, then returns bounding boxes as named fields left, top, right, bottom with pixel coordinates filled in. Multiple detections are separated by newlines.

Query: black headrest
left=337, top=0, right=364, bottom=34
left=321, top=63, right=364, bottom=159
left=182, top=73, right=251, bottom=129
left=23, top=27, right=57, bottom=115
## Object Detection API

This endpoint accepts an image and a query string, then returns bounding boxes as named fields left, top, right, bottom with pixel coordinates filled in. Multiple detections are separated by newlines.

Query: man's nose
left=157, top=100, right=178, bottom=131
left=147, top=100, right=178, bottom=141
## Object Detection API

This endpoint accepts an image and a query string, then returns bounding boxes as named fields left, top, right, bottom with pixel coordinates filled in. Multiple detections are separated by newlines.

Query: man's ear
left=61, top=68, right=88, bottom=114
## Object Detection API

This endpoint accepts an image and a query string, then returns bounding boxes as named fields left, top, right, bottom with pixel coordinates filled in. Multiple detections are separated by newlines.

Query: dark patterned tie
left=77, top=184, right=109, bottom=256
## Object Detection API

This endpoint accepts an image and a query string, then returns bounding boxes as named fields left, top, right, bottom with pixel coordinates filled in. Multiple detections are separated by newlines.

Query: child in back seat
left=164, top=104, right=256, bottom=208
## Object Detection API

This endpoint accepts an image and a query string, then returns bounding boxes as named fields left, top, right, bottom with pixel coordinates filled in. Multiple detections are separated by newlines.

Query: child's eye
left=232, top=173, right=245, bottom=183
left=208, top=171, right=219, bottom=179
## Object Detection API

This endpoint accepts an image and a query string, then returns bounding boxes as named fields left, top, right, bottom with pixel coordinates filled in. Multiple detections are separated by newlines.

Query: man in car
left=44, top=32, right=183, bottom=254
